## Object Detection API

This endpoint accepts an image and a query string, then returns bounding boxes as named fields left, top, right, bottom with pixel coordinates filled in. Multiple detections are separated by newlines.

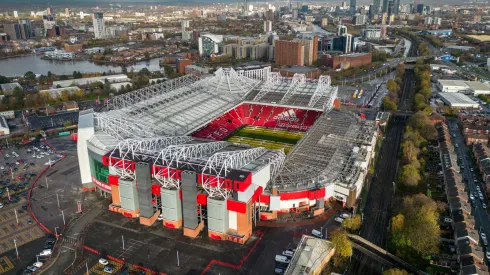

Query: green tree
left=63, top=121, right=73, bottom=128
left=343, top=214, right=361, bottom=231
left=387, top=79, right=398, bottom=93
left=398, top=164, right=421, bottom=187
left=60, top=90, right=70, bottom=102
left=24, top=71, right=36, bottom=81
left=0, top=75, right=9, bottom=84
left=401, top=141, right=420, bottom=164
left=384, top=268, right=410, bottom=275
left=384, top=97, right=397, bottom=111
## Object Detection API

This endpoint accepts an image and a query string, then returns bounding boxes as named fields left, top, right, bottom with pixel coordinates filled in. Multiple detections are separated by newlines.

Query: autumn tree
left=384, top=97, right=397, bottom=111
left=384, top=268, right=410, bottom=275
left=330, top=230, right=352, bottom=267
left=398, top=164, right=421, bottom=187
left=343, top=214, right=361, bottom=231
left=401, top=140, right=420, bottom=164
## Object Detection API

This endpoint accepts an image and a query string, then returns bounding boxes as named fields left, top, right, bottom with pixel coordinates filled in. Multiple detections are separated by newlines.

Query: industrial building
left=437, top=80, right=490, bottom=95
left=438, top=93, right=480, bottom=109
left=285, top=235, right=335, bottom=275
left=77, top=67, right=377, bottom=243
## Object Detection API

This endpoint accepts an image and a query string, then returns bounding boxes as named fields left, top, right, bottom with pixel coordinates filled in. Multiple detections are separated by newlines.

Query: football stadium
left=77, top=66, right=378, bottom=243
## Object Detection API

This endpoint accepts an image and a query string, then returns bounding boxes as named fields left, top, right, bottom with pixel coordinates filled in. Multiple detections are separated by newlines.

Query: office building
left=181, top=20, right=191, bottom=41
left=371, top=0, right=381, bottom=18
left=361, top=25, right=386, bottom=40
left=381, top=12, right=388, bottom=24
left=354, top=14, right=368, bottom=25
left=43, top=14, right=57, bottom=31
left=350, top=0, right=357, bottom=14
left=337, top=25, right=348, bottom=36
left=65, top=8, right=70, bottom=17
left=198, top=33, right=223, bottom=56
left=301, top=36, right=319, bottom=66
left=382, top=0, right=389, bottom=13
left=264, top=20, right=272, bottom=32
left=4, top=23, right=21, bottom=40
left=46, top=8, right=52, bottom=15
left=292, top=9, right=298, bottom=19
left=417, top=4, right=425, bottom=14
left=13, top=11, right=18, bottom=18
left=274, top=40, right=304, bottom=66
left=321, top=18, right=328, bottom=27
left=393, top=0, right=400, bottom=14
left=18, top=19, right=32, bottom=39
left=92, top=12, right=105, bottom=39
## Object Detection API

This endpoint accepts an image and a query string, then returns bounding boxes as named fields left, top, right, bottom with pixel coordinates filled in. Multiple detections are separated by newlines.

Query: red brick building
left=177, top=59, right=193, bottom=74
left=274, top=40, right=304, bottom=67
left=64, top=43, right=83, bottom=52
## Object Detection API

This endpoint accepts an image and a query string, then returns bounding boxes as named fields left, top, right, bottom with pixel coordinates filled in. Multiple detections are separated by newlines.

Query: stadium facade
left=77, top=66, right=378, bottom=243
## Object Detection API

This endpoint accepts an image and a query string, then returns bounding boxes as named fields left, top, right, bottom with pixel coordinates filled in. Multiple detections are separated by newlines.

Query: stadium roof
left=272, top=110, right=376, bottom=191
left=87, top=66, right=369, bottom=196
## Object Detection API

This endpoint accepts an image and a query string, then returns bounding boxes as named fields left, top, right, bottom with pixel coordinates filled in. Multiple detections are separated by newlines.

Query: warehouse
left=437, top=80, right=470, bottom=93
left=437, top=80, right=490, bottom=95
left=53, top=74, right=129, bottom=88
left=438, top=93, right=479, bottom=108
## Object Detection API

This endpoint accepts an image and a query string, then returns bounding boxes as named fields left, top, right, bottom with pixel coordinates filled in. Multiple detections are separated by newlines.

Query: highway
left=449, top=120, right=490, bottom=252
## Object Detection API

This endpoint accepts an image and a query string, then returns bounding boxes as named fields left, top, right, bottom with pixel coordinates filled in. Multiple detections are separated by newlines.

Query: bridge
left=405, top=55, right=434, bottom=63
left=348, top=234, right=427, bottom=275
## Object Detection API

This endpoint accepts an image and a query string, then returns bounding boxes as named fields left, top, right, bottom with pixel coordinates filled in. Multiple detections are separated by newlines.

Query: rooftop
left=0, top=82, right=21, bottom=91
left=438, top=92, right=479, bottom=107
left=285, top=235, right=335, bottom=275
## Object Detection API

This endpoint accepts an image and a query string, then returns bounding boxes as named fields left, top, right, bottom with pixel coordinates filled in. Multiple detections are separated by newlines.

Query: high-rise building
left=4, top=23, right=21, bottom=40
left=393, top=0, right=400, bottom=14
left=181, top=20, right=191, bottom=40
left=65, top=8, right=70, bottom=17
left=264, top=20, right=272, bottom=32
left=43, top=14, right=57, bottom=31
left=92, top=12, right=105, bottom=39
left=416, top=4, right=425, bottom=14
left=13, top=11, right=18, bottom=18
left=387, top=0, right=394, bottom=16
left=341, top=1, right=347, bottom=9
left=382, top=0, right=389, bottom=13
left=337, top=25, right=348, bottom=36
left=46, top=8, right=52, bottom=15
left=381, top=12, right=388, bottom=24
left=321, top=18, right=328, bottom=27
left=371, top=0, right=381, bottom=18
left=292, top=9, right=298, bottom=19
left=274, top=40, right=304, bottom=66
left=18, top=19, right=32, bottom=39
left=354, top=14, right=368, bottom=25
left=350, top=0, right=357, bottom=14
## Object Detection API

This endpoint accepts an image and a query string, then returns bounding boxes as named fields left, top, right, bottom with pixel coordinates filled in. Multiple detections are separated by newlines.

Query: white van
left=341, top=213, right=351, bottom=219
left=275, top=255, right=291, bottom=264
left=335, top=217, right=345, bottom=223
left=282, top=250, right=294, bottom=257
left=312, top=229, right=323, bottom=238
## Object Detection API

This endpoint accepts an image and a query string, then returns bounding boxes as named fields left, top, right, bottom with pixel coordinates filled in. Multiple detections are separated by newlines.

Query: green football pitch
left=225, top=126, right=304, bottom=154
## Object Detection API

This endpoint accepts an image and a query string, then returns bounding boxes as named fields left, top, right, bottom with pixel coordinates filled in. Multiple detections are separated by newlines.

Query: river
left=0, top=55, right=163, bottom=77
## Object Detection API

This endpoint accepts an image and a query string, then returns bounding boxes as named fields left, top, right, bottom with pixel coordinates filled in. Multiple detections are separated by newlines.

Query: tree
left=387, top=79, right=398, bottom=93
left=64, top=121, right=72, bottom=128
left=384, top=97, right=397, bottom=111
left=144, top=51, right=150, bottom=59
left=401, top=141, right=420, bottom=164
left=343, top=214, right=361, bottom=231
left=330, top=230, right=352, bottom=267
left=90, top=81, right=104, bottom=90
left=75, top=89, right=85, bottom=100
left=121, top=67, right=128, bottom=74
left=24, top=71, right=36, bottom=81
left=0, top=75, right=9, bottom=84
left=60, top=90, right=70, bottom=102
left=398, top=164, right=421, bottom=187
left=384, top=268, right=410, bottom=275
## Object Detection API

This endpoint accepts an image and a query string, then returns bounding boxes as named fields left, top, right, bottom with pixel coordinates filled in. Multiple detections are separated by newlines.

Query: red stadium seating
left=191, top=103, right=323, bottom=140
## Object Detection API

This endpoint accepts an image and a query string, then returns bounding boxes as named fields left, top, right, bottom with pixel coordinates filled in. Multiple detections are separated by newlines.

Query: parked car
left=103, top=264, right=114, bottom=274
left=39, top=249, right=52, bottom=256
left=99, top=258, right=109, bottom=266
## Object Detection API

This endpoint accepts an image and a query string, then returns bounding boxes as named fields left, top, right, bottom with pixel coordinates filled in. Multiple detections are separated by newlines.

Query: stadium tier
left=77, top=67, right=377, bottom=244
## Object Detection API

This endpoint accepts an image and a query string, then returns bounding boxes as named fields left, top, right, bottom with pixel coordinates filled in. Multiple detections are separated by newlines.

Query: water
left=0, top=55, right=162, bottom=77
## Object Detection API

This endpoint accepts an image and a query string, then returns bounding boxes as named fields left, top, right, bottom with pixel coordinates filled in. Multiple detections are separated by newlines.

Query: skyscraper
left=382, top=0, right=389, bottom=13
left=350, top=0, right=357, bottom=14
left=46, top=8, right=52, bottom=15
left=264, top=20, right=272, bottom=33
left=393, top=0, right=400, bottom=15
left=371, top=0, right=380, bottom=18
left=92, top=12, right=105, bottom=39
left=4, top=23, right=21, bottom=40
left=181, top=20, right=191, bottom=40
left=65, top=8, right=70, bottom=17
left=13, top=11, right=18, bottom=18
left=18, top=19, right=32, bottom=39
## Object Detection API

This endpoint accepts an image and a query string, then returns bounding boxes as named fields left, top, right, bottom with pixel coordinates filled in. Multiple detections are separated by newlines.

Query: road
left=448, top=120, right=490, bottom=249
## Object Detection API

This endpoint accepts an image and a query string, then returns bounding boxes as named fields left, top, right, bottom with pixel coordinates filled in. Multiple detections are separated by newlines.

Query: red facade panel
left=259, top=194, right=270, bottom=204
left=227, top=200, right=247, bottom=214
left=315, top=188, right=326, bottom=199
left=151, top=184, right=161, bottom=195
left=197, top=193, right=208, bottom=205
left=280, top=190, right=309, bottom=200
left=107, top=174, right=119, bottom=186
left=252, top=186, right=263, bottom=203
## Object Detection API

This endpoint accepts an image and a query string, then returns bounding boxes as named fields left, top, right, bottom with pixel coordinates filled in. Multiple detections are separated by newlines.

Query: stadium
left=77, top=66, right=378, bottom=243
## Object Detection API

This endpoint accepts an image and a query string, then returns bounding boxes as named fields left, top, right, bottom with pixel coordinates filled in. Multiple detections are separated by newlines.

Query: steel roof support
left=253, top=72, right=282, bottom=101
left=279, top=73, right=306, bottom=104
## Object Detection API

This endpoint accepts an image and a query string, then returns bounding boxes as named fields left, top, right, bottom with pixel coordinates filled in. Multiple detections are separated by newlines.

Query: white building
left=198, top=33, right=223, bottom=56
left=39, top=86, right=80, bottom=99
left=264, top=20, right=272, bottom=32
left=438, top=92, right=479, bottom=108
left=13, top=11, right=18, bottom=18
left=0, top=117, right=9, bottom=136
left=53, top=74, right=129, bottom=88
left=354, top=14, right=367, bottom=25
left=92, top=12, right=105, bottom=39
left=437, top=79, right=490, bottom=95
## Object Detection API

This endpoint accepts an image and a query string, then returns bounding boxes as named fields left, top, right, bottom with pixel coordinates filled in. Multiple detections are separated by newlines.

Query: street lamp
left=54, top=226, right=59, bottom=239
